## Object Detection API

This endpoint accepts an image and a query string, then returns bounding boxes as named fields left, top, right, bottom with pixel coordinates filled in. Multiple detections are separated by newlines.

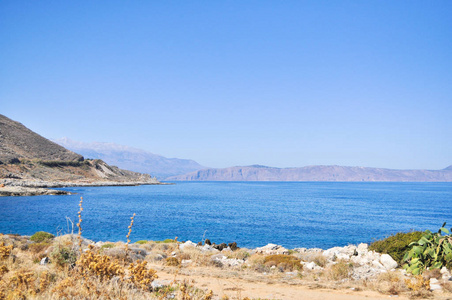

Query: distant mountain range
left=54, top=138, right=206, bottom=180
left=167, top=164, right=452, bottom=182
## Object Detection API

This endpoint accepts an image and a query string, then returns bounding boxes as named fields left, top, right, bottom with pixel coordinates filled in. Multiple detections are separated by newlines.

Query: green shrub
left=369, top=231, right=423, bottom=263
left=155, top=239, right=176, bottom=244
left=403, top=223, right=452, bottom=275
left=50, top=245, right=77, bottom=268
left=30, top=231, right=55, bottom=243
left=135, top=240, right=148, bottom=245
left=100, top=243, right=114, bottom=250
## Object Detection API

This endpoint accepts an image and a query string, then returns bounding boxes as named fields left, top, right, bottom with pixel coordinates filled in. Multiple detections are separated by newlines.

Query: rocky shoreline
left=0, top=178, right=170, bottom=197
left=1, top=233, right=451, bottom=299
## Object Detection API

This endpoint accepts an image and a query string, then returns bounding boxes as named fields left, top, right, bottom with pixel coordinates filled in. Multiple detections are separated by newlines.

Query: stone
left=229, top=242, right=238, bottom=251
left=429, top=278, right=442, bottom=291
left=200, top=244, right=219, bottom=252
left=151, top=279, right=171, bottom=289
left=205, top=239, right=211, bottom=245
left=40, top=257, right=50, bottom=265
left=372, top=260, right=385, bottom=270
left=255, top=243, right=289, bottom=255
left=154, top=254, right=165, bottom=261
left=357, top=243, right=368, bottom=255
left=380, top=254, right=398, bottom=270
left=179, top=240, right=197, bottom=250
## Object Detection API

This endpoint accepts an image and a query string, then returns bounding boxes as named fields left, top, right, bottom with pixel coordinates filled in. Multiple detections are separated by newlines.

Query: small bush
left=0, top=242, right=13, bottom=260
left=165, top=257, right=180, bottom=266
left=30, top=231, right=55, bottom=243
left=135, top=240, right=148, bottom=245
left=326, top=260, right=352, bottom=280
left=100, top=243, right=114, bottom=250
left=155, top=239, right=176, bottom=244
left=369, top=231, right=423, bottom=263
left=312, top=254, right=328, bottom=267
left=50, top=245, right=77, bottom=268
left=263, top=255, right=302, bottom=271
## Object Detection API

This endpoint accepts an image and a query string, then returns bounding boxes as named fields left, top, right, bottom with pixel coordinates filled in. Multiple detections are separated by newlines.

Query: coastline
left=0, top=178, right=172, bottom=197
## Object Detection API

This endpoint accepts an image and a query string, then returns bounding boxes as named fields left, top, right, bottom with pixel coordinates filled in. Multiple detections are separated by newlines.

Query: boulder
left=254, top=243, right=289, bottom=255
left=228, top=242, right=238, bottom=251
left=179, top=240, right=197, bottom=250
left=380, top=254, right=398, bottom=270
left=304, top=261, right=323, bottom=271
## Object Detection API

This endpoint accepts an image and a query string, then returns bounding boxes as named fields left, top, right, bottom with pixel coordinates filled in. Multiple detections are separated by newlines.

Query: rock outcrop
left=0, top=114, right=162, bottom=195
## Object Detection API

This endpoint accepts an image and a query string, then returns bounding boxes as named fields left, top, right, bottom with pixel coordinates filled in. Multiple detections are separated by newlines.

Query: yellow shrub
left=0, top=242, right=13, bottom=260
left=77, top=248, right=124, bottom=280
left=128, top=260, right=158, bottom=290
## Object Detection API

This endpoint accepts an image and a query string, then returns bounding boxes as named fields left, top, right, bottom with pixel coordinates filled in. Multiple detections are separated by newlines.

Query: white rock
left=304, top=261, right=323, bottom=271
left=181, top=259, right=192, bottom=265
left=179, top=241, right=197, bottom=250
left=380, top=254, right=398, bottom=270
left=372, top=260, right=386, bottom=270
left=429, top=278, right=442, bottom=291
left=357, top=243, right=368, bottom=254
left=255, top=243, right=289, bottom=255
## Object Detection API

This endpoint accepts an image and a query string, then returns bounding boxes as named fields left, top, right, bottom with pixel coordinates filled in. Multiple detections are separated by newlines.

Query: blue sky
left=1, top=1, right=451, bottom=169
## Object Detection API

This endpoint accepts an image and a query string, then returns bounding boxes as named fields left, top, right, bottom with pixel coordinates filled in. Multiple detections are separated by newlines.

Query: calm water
left=0, top=182, right=451, bottom=249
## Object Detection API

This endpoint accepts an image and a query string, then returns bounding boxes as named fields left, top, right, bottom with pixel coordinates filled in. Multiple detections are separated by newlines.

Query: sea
left=1, top=182, right=451, bottom=249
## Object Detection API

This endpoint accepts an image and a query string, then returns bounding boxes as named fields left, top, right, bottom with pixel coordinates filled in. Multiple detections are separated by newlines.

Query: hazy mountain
left=0, top=114, right=159, bottom=185
left=54, top=138, right=206, bottom=180
left=167, top=164, right=452, bottom=182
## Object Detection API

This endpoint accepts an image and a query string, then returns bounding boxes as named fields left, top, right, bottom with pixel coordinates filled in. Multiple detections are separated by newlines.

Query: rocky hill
left=54, top=138, right=205, bottom=180
left=0, top=114, right=160, bottom=193
left=167, top=164, right=452, bottom=182
left=0, top=114, right=83, bottom=163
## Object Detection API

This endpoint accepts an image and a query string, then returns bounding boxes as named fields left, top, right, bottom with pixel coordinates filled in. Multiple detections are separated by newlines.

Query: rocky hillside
left=0, top=114, right=160, bottom=189
left=167, top=164, right=452, bottom=182
left=54, top=138, right=205, bottom=180
left=0, top=114, right=83, bottom=163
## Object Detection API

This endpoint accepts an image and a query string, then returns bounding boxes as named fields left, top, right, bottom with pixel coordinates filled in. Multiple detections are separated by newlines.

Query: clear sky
left=1, top=1, right=451, bottom=169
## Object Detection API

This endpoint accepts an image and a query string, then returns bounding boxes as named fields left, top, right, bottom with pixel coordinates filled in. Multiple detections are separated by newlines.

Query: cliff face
left=167, top=165, right=452, bottom=182
left=0, top=114, right=159, bottom=185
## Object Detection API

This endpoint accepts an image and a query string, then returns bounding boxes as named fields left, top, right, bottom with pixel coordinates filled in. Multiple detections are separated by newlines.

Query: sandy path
left=152, top=265, right=409, bottom=300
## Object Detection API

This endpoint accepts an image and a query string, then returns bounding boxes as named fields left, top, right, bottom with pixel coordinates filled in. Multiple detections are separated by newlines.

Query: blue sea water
left=0, top=182, right=451, bottom=249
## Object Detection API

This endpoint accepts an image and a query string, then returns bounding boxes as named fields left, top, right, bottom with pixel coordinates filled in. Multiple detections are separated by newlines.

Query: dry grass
left=325, top=260, right=352, bottom=280
left=263, top=254, right=302, bottom=272
left=371, top=271, right=407, bottom=295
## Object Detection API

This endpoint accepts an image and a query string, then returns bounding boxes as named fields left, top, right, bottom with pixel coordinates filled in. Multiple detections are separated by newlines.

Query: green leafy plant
left=30, top=231, right=54, bottom=243
left=403, top=222, right=452, bottom=275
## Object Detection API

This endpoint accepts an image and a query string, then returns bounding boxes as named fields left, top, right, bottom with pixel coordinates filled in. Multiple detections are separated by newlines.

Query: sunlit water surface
left=1, top=182, right=451, bottom=249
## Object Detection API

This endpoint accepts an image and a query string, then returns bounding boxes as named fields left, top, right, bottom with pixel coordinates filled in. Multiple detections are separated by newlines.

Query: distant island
left=0, top=114, right=162, bottom=196
left=167, top=164, right=452, bottom=182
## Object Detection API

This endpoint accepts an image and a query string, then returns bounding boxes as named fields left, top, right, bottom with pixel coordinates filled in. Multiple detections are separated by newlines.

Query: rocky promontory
left=0, top=114, right=163, bottom=196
